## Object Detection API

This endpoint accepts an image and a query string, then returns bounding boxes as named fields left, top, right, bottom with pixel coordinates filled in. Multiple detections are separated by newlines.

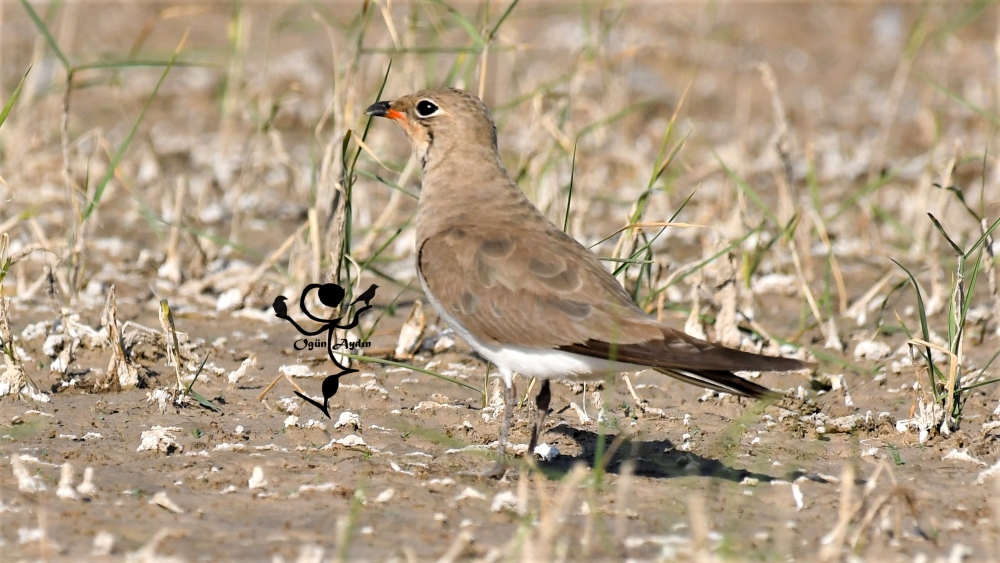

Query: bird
left=365, top=87, right=812, bottom=475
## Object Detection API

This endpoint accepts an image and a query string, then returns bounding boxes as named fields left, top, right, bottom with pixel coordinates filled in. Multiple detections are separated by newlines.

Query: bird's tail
left=654, top=368, right=779, bottom=399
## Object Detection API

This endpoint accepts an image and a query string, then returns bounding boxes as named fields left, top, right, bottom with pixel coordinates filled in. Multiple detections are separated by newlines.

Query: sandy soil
left=3, top=2, right=1000, bottom=561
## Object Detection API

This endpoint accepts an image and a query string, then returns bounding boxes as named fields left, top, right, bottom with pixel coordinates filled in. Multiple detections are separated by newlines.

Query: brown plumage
left=367, top=87, right=813, bottom=474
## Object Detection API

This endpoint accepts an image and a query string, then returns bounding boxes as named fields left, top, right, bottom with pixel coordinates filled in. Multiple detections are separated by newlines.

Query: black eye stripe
left=415, top=99, right=439, bottom=118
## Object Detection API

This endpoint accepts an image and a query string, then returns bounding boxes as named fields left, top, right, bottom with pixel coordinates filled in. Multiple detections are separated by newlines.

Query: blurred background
left=2, top=2, right=997, bottom=314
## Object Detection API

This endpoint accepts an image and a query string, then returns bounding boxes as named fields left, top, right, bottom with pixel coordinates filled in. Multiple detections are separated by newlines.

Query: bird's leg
left=497, top=381, right=515, bottom=459
left=469, top=380, right=515, bottom=479
left=527, top=379, right=551, bottom=456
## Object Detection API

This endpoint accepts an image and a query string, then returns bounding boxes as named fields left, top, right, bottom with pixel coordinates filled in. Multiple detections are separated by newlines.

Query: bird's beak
left=365, top=100, right=406, bottom=122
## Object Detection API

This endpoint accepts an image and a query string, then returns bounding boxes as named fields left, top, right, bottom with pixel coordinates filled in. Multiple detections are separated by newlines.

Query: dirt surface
left=3, top=2, right=1000, bottom=561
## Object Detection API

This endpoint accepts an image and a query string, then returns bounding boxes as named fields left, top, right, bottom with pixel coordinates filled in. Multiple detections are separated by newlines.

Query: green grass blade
left=427, top=0, right=486, bottom=48
left=831, top=164, right=902, bottom=220
left=578, top=100, right=653, bottom=139
left=486, top=0, right=520, bottom=41
left=890, top=258, right=940, bottom=401
left=83, top=37, right=185, bottom=219
left=355, top=169, right=418, bottom=199
left=963, top=216, right=1000, bottom=260
left=74, top=60, right=206, bottom=71
left=649, top=131, right=689, bottom=189
left=960, top=377, right=1000, bottom=393
left=0, top=64, right=32, bottom=131
left=710, top=147, right=778, bottom=226
left=359, top=215, right=415, bottom=273
left=20, top=0, right=71, bottom=70
left=960, top=242, right=985, bottom=324
left=926, top=212, right=963, bottom=255
left=667, top=225, right=762, bottom=288
left=339, top=352, right=481, bottom=393
left=563, top=141, right=578, bottom=232
left=921, top=73, right=1000, bottom=127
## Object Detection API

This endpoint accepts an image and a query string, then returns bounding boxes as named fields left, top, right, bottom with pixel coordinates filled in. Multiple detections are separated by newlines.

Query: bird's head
left=365, top=88, right=498, bottom=171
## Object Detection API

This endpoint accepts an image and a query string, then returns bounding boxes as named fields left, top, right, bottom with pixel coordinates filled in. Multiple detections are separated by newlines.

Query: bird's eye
left=415, top=99, right=440, bottom=118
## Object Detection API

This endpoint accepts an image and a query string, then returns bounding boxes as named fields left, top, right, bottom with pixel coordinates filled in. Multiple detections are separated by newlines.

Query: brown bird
left=366, top=88, right=811, bottom=474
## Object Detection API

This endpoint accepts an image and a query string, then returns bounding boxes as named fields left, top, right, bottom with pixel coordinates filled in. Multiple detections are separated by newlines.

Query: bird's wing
left=560, top=329, right=811, bottom=379
left=418, top=222, right=662, bottom=349
left=419, top=222, right=812, bottom=379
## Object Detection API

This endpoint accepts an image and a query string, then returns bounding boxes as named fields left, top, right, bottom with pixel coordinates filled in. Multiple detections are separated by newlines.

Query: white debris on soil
left=426, top=478, right=455, bottom=492
left=77, top=467, right=97, bottom=496
left=20, top=321, right=49, bottom=341
left=374, top=488, right=396, bottom=503
left=394, top=300, right=425, bottom=360
left=975, top=458, right=1000, bottom=484
left=623, top=534, right=692, bottom=560
left=215, top=287, right=245, bottom=311
left=17, top=527, right=47, bottom=545
left=137, top=426, right=183, bottom=454
left=679, top=433, right=692, bottom=452
left=275, top=396, right=299, bottom=414
left=805, top=411, right=890, bottom=435
left=292, top=483, right=344, bottom=496
left=455, top=487, right=487, bottom=502
left=91, top=531, right=115, bottom=557
left=812, top=473, right=841, bottom=485
left=853, top=340, right=893, bottom=361
left=390, top=461, right=415, bottom=476
left=433, top=334, right=456, bottom=353
left=895, top=396, right=944, bottom=443
left=56, top=463, right=79, bottom=500
left=342, top=376, right=390, bottom=397
left=227, top=355, right=256, bottom=387
left=942, top=449, right=986, bottom=466
left=248, top=466, right=268, bottom=490
left=283, top=416, right=327, bottom=430
left=147, top=388, right=185, bottom=414
left=59, top=432, right=103, bottom=441
left=823, top=318, right=844, bottom=351
left=791, top=483, right=804, bottom=510
left=413, top=400, right=462, bottom=410
left=831, top=374, right=854, bottom=407
left=11, top=455, right=46, bottom=493
left=333, top=411, right=361, bottom=431
left=322, top=434, right=367, bottom=449
left=752, top=273, right=798, bottom=295
left=0, top=311, right=50, bottom=403
left=279, top=364, right=319, bottom=377
left=149, top=491, right=184, bottom=514
left=490, top=491, right=522, bottom=514
left=569, top=401, right=591, bottom=424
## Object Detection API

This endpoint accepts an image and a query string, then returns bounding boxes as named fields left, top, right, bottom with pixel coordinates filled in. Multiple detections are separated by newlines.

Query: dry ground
left=3, top=1, right=1000, bottom=561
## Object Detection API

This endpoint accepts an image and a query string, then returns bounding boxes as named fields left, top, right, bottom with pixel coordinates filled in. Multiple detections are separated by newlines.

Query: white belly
left=418, top=272, right=644, bottom=387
